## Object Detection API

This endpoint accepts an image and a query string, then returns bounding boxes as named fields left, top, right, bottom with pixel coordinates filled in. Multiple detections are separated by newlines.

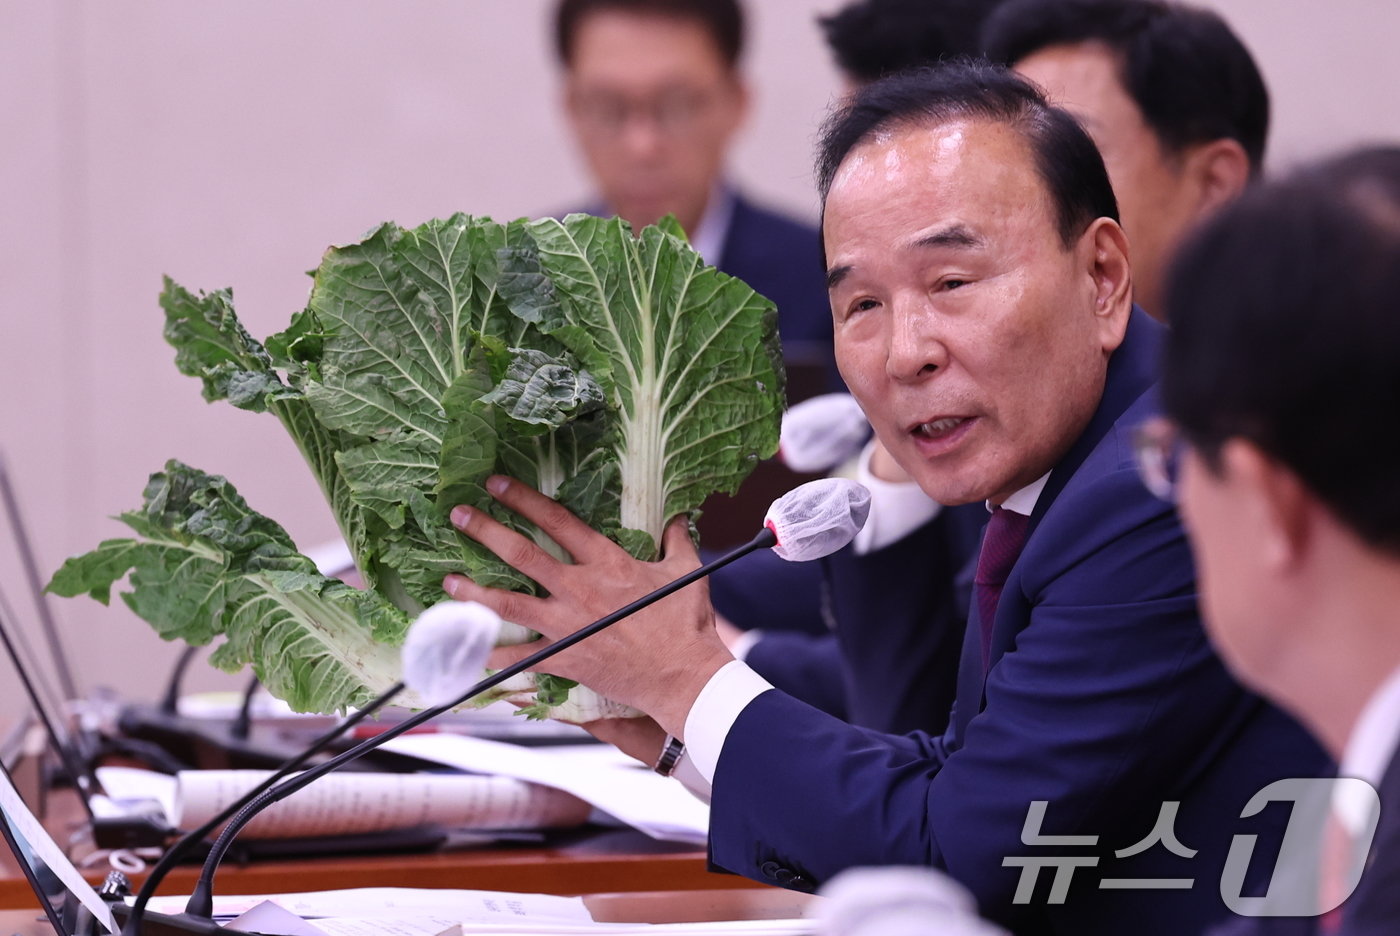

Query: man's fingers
left=449, top=501, right=562, bottom=592
left=442, top=574, right=554, bottom=636
left=485, top=476, right=622, bottom=561
left=487, top=641, right=548, bottom=671
left=661, top=514, right=699, bottom=565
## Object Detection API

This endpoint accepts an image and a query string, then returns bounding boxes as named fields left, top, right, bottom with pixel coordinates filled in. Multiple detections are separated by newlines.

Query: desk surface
left=0, top=728, right=763, bottom=913
left=0, top=890, right=815, bottom=933
left=0, top=823, right=755, bottom=911
left=0, top=909, right=55, bottom=935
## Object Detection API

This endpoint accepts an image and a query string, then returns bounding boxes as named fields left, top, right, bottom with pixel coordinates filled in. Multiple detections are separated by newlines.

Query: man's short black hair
left=816, top=60, right=1119, bottom=249
left=982, top=0, right=1269, bottom=174
left=819, top=0, right=1000, bottom=85
left=554, top=0, right=744, bottom=68
left=1164, top=146, right=1400, bottom=554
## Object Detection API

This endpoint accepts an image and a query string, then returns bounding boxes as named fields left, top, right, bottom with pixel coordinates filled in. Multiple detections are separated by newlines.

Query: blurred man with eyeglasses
left=1144, top=147, right=1400, bottom=935
left=554, top=0, right=834, bottom=371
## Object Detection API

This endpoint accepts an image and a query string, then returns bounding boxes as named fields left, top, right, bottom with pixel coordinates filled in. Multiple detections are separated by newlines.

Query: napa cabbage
left=47, top=213, right=784, bottom=718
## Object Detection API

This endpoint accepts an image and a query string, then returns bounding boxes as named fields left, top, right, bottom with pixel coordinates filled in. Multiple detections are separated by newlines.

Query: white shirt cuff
left=683, top=660, right=773, bottom=784
left=853, top=439, right=943, bottom=554
left=670, top=751, right=712, bottom=804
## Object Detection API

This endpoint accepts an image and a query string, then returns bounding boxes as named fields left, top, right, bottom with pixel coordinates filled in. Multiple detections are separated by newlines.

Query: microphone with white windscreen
left=780, top=393, right=871, bottom=473
left=765, top=478, right=871, bottom=562
left=817, top=867, right=1011, bottom=936
left=400, top=600, right=503, bottom=708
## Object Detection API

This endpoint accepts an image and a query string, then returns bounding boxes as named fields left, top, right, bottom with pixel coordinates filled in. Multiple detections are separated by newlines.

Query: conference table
left=0, top=788, right=767, bottom=914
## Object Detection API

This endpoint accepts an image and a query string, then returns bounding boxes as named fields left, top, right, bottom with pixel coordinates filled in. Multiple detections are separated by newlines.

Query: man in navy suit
left=711, top=0, right=1003, bottom=734
left=444, top=64, right=1327, bottom=935
left=727, top=0, right=1273, bottom=729
left=1160, top=148, right=1400, bottom=935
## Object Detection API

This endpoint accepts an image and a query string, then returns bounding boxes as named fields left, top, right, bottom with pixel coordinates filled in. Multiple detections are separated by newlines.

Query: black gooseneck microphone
left=124, top=477, right=871, bottom=935
left=159, top=646, right=201, bottom=716
left=117, top=682, right=408, bottom=936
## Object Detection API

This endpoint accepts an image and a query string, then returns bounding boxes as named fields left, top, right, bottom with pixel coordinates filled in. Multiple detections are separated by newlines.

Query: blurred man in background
left=985, top=0, right=1269, bottom=317
left=1161, top=147, right=1400, bottom=935
left=554, top=0, right=833, bottom=365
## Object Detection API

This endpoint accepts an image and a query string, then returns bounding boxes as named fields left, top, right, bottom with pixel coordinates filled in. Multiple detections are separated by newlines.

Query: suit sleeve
left=706, top=465, right=1262, bottom=930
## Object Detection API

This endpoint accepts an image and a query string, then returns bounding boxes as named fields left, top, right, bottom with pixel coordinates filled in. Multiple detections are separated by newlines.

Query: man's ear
left=1185, top=138, right=1252, bottom=219
left=1220, top=439, right=1314, bottom=573
left=1082, top=217, right=1133, bottom=351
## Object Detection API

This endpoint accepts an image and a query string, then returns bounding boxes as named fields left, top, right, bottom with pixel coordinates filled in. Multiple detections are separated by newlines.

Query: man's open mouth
left=912, top=416, right=970, bottom=440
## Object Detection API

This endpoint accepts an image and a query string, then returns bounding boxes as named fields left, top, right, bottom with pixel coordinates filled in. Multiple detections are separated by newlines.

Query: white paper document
left=144, top=886, right=593, bottom=925
left=97, top=765, right=592, bottom=839
left=227, top=897, right=466, bottom=935
left=380, top=734, right=710, bottom=844
left=175, top=769, right=593, bottom=838
left=148, top=888, right=814, bottom=935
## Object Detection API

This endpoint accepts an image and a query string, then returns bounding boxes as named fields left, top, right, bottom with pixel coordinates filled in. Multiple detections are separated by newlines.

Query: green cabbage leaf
left=47, top=214, right=784, bottom=718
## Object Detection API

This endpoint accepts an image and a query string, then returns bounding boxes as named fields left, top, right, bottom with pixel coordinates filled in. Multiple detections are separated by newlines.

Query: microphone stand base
left=111, top=905, right=247, bottom=935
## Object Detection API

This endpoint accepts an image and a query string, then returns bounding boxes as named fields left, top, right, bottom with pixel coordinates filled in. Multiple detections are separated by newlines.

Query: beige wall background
left=0, top=0, right=1395, bottom=718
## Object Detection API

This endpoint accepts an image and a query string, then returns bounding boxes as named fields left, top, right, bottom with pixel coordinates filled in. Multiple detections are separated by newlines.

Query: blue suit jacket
left=717, top=194, right=831, bottom=357
left=1211, top=752, right=1400, bottom=936
left=707, top=310, right=1331, bottom=936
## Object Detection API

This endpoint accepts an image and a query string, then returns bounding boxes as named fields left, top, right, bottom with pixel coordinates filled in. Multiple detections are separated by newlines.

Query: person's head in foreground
left=819, top=0, right=999, bottom=94
left=819, top=61, right=1132, bottom=507
left=1161, top=146, right=1400, bottom=758
left=554, top=0, right=748, bottom=237
left=984, top=0, right=1268, bottom=317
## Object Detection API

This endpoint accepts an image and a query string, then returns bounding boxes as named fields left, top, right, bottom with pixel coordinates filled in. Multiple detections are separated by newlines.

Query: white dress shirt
left=689, top=183, right=736, bottom=268
left=851, top=439, right=943, bottom=554
left=1334, top=663, right=1400, bottom=835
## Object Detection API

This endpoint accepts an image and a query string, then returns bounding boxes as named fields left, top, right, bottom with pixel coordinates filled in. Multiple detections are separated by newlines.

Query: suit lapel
left=951, top=308, right=1165, bottom=732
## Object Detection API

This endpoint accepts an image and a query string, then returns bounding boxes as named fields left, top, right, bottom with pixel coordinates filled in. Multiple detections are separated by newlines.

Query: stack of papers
left=97, top=733, right=707, bottom=844
left=139, top=887, right=817, bottom=935
left=381, top=734, right=710, bottom=844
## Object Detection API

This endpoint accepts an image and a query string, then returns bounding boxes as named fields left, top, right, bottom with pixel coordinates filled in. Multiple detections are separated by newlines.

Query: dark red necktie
left=975, top=507, right=1030, bottom=672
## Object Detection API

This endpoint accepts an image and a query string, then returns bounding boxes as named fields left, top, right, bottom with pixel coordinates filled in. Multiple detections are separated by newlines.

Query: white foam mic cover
left=817, top=867, right=1010, bottom=936
left=763, top=478, right=871, bottom=562
left=400, top=600, right=502, bottom=708
left=780, top=393, right=871, bottom=472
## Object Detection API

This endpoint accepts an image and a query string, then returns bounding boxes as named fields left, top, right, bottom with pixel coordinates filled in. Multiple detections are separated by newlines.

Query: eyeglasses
left=1132, top=418, right=1184, bottom=502
left=571, top=87, right=721, bottom=139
